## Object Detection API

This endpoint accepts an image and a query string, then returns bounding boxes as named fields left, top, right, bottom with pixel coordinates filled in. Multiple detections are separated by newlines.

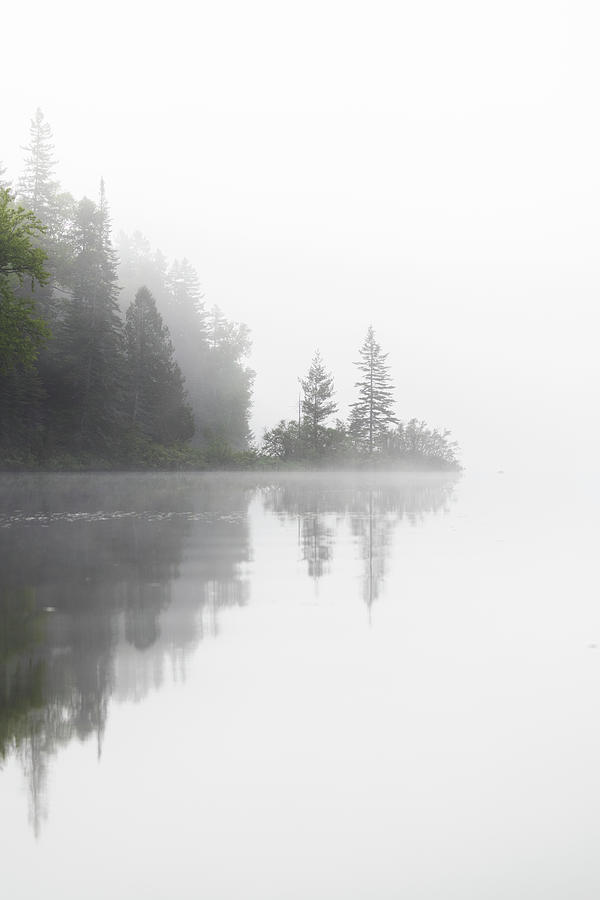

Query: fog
left=3, top=0, right=600, bottom=469
left=3, top=470, right=600, bottom=899
left=4, top=11, right=600, bottom=893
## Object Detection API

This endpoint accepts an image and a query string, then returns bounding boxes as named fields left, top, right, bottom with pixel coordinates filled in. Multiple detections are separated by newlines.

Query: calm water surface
left=1, top=471, right=599, bottom=899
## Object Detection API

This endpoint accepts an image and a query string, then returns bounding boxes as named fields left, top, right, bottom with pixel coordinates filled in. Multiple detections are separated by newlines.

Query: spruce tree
left=197, top=306, right=254, bottom=450
left=166, top=258, right=207, bottom=349
left=117, top=231, right=169, bottom=316
left=53, top=195, right=124, bottom=452
left=349, top=326, right=396, bottom=454
left=17, top=109, right=59, bottom=225
left=16, top=110, right=73, bottom=328
left=124, top=286, right=194, bottom=444
left=98, top=177, right=111, bottom=249
left=165, top=268, right=254, bottom=452
left=301, top=350, right=337, bottom=456
left=120, top=242, right=255, bottom=452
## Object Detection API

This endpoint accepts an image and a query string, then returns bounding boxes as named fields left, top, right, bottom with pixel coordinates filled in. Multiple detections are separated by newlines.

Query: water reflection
left=0, top=472, right=455, bottom=835
left=0, top=473, right=251, bottom=834
left=261, top=473, right=456, bottom=611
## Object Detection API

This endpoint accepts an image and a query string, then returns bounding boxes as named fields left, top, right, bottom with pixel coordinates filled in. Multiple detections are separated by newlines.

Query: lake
left=1, top=470, right=599, bottom=899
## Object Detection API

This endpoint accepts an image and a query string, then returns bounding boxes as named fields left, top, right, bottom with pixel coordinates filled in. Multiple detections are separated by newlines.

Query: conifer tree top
left=18, top=108, right=58, bottom=219
left=350, top=325, right=396, bottom=453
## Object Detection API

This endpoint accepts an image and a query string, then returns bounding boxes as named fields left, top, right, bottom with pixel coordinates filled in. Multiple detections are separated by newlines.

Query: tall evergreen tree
left=117, top=231, right=169, bottom=316
left=98, top=177, right=111, bottom=248
left=162, top=259, right=210, bottom=445
left=52, top=194, right=124, bottom=452
left=16, top=110, right=74, bottom=328
left=124, top=286, right=194, bottom=444
left=164, top=269, right=254, bottom=451
left=119, top=241, right=255, bottom=452
left=349, top=326, right=396, bottom=453
left=17, top=109, right=59, bottom=225
left=301, top=350, right=337, bottom=455
left=166, top=258, right=207, bottom=349
left=196, top=305, right=254, bottom=450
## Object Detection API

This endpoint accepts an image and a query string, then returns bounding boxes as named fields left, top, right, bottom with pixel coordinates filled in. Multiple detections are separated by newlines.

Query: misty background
left=3, top=0, right=599, bottom=471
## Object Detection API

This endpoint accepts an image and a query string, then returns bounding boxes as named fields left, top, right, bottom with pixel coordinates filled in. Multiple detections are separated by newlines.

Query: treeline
left=0, top=110, right=459, bottom=471
left=261, top=331, right=460, bottom=469
left=0, top=110, right=253, bottom=468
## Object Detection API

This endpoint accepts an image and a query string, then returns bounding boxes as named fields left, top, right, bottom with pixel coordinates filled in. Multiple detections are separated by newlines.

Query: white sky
left=3, top=0, right=599, bottom=471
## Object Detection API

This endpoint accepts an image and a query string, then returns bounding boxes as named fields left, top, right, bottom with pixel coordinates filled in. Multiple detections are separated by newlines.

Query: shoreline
left=0, top=459, right=462, bottom=475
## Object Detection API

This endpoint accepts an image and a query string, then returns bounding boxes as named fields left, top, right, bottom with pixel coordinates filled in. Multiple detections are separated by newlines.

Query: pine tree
left=349, top=326, right=396, bottom=454
left=301, top=350, right=337, bottom=456
left=98, top=177, right=111, bottom=249
left=196, top=305, right=254, bottom=450
left=17, top=109, right=59, bottom=225
left=117, top=231, right=169, bottom=316
left=52, top=195, right=125, bottom=452
left=16, top=110, right=74, bottom=329
left=120, top=242, right=255, bottom=452
left=165, top=265, right=254, bottom=452
left=166, top=258, right=207, bottom=348
left=124, top=286, right=194, bottom=444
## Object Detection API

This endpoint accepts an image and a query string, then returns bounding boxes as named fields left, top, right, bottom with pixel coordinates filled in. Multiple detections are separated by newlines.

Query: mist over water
left=5, top=2, right=600, bottom=472
left=4, top=3, right=600, bottom=897
left=2, top=470, right=600, bottom=899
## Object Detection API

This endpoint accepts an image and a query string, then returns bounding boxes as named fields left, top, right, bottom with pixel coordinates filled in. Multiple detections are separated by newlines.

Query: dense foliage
left=124, top=286, right=194, bottom=445
left=118, top=238, right=254, bottom=452
left=0, top=111, right=254, bottom=467
left=0, top=110, right=459, bottom=471
left=0, top=189, right=49, bottom=374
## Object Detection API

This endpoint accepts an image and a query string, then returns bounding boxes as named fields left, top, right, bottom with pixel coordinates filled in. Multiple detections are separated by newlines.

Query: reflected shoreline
left=0, top=471, right=457, bottom=834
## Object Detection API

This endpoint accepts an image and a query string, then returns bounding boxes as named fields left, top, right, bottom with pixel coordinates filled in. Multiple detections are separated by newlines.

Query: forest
left=0, top=110, right=459, bottom=471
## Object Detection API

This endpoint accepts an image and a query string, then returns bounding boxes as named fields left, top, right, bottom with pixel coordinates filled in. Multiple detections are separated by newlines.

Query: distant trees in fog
left=124, top=287, right=194, bottom=444
left=0, top=109, right=253, bottom=466
left=261, top=329, right=460, bottom=469
left=118, top=238, right=254, bottom=452
left=0, top=109, right=459, bottom=471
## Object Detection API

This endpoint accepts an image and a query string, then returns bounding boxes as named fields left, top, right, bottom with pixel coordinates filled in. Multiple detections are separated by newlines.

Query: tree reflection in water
left=0, top=473, right=252, bottom=835
left=0, top=471, right=456, bottom=835
left=261, top=472, right=457, bottom=612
